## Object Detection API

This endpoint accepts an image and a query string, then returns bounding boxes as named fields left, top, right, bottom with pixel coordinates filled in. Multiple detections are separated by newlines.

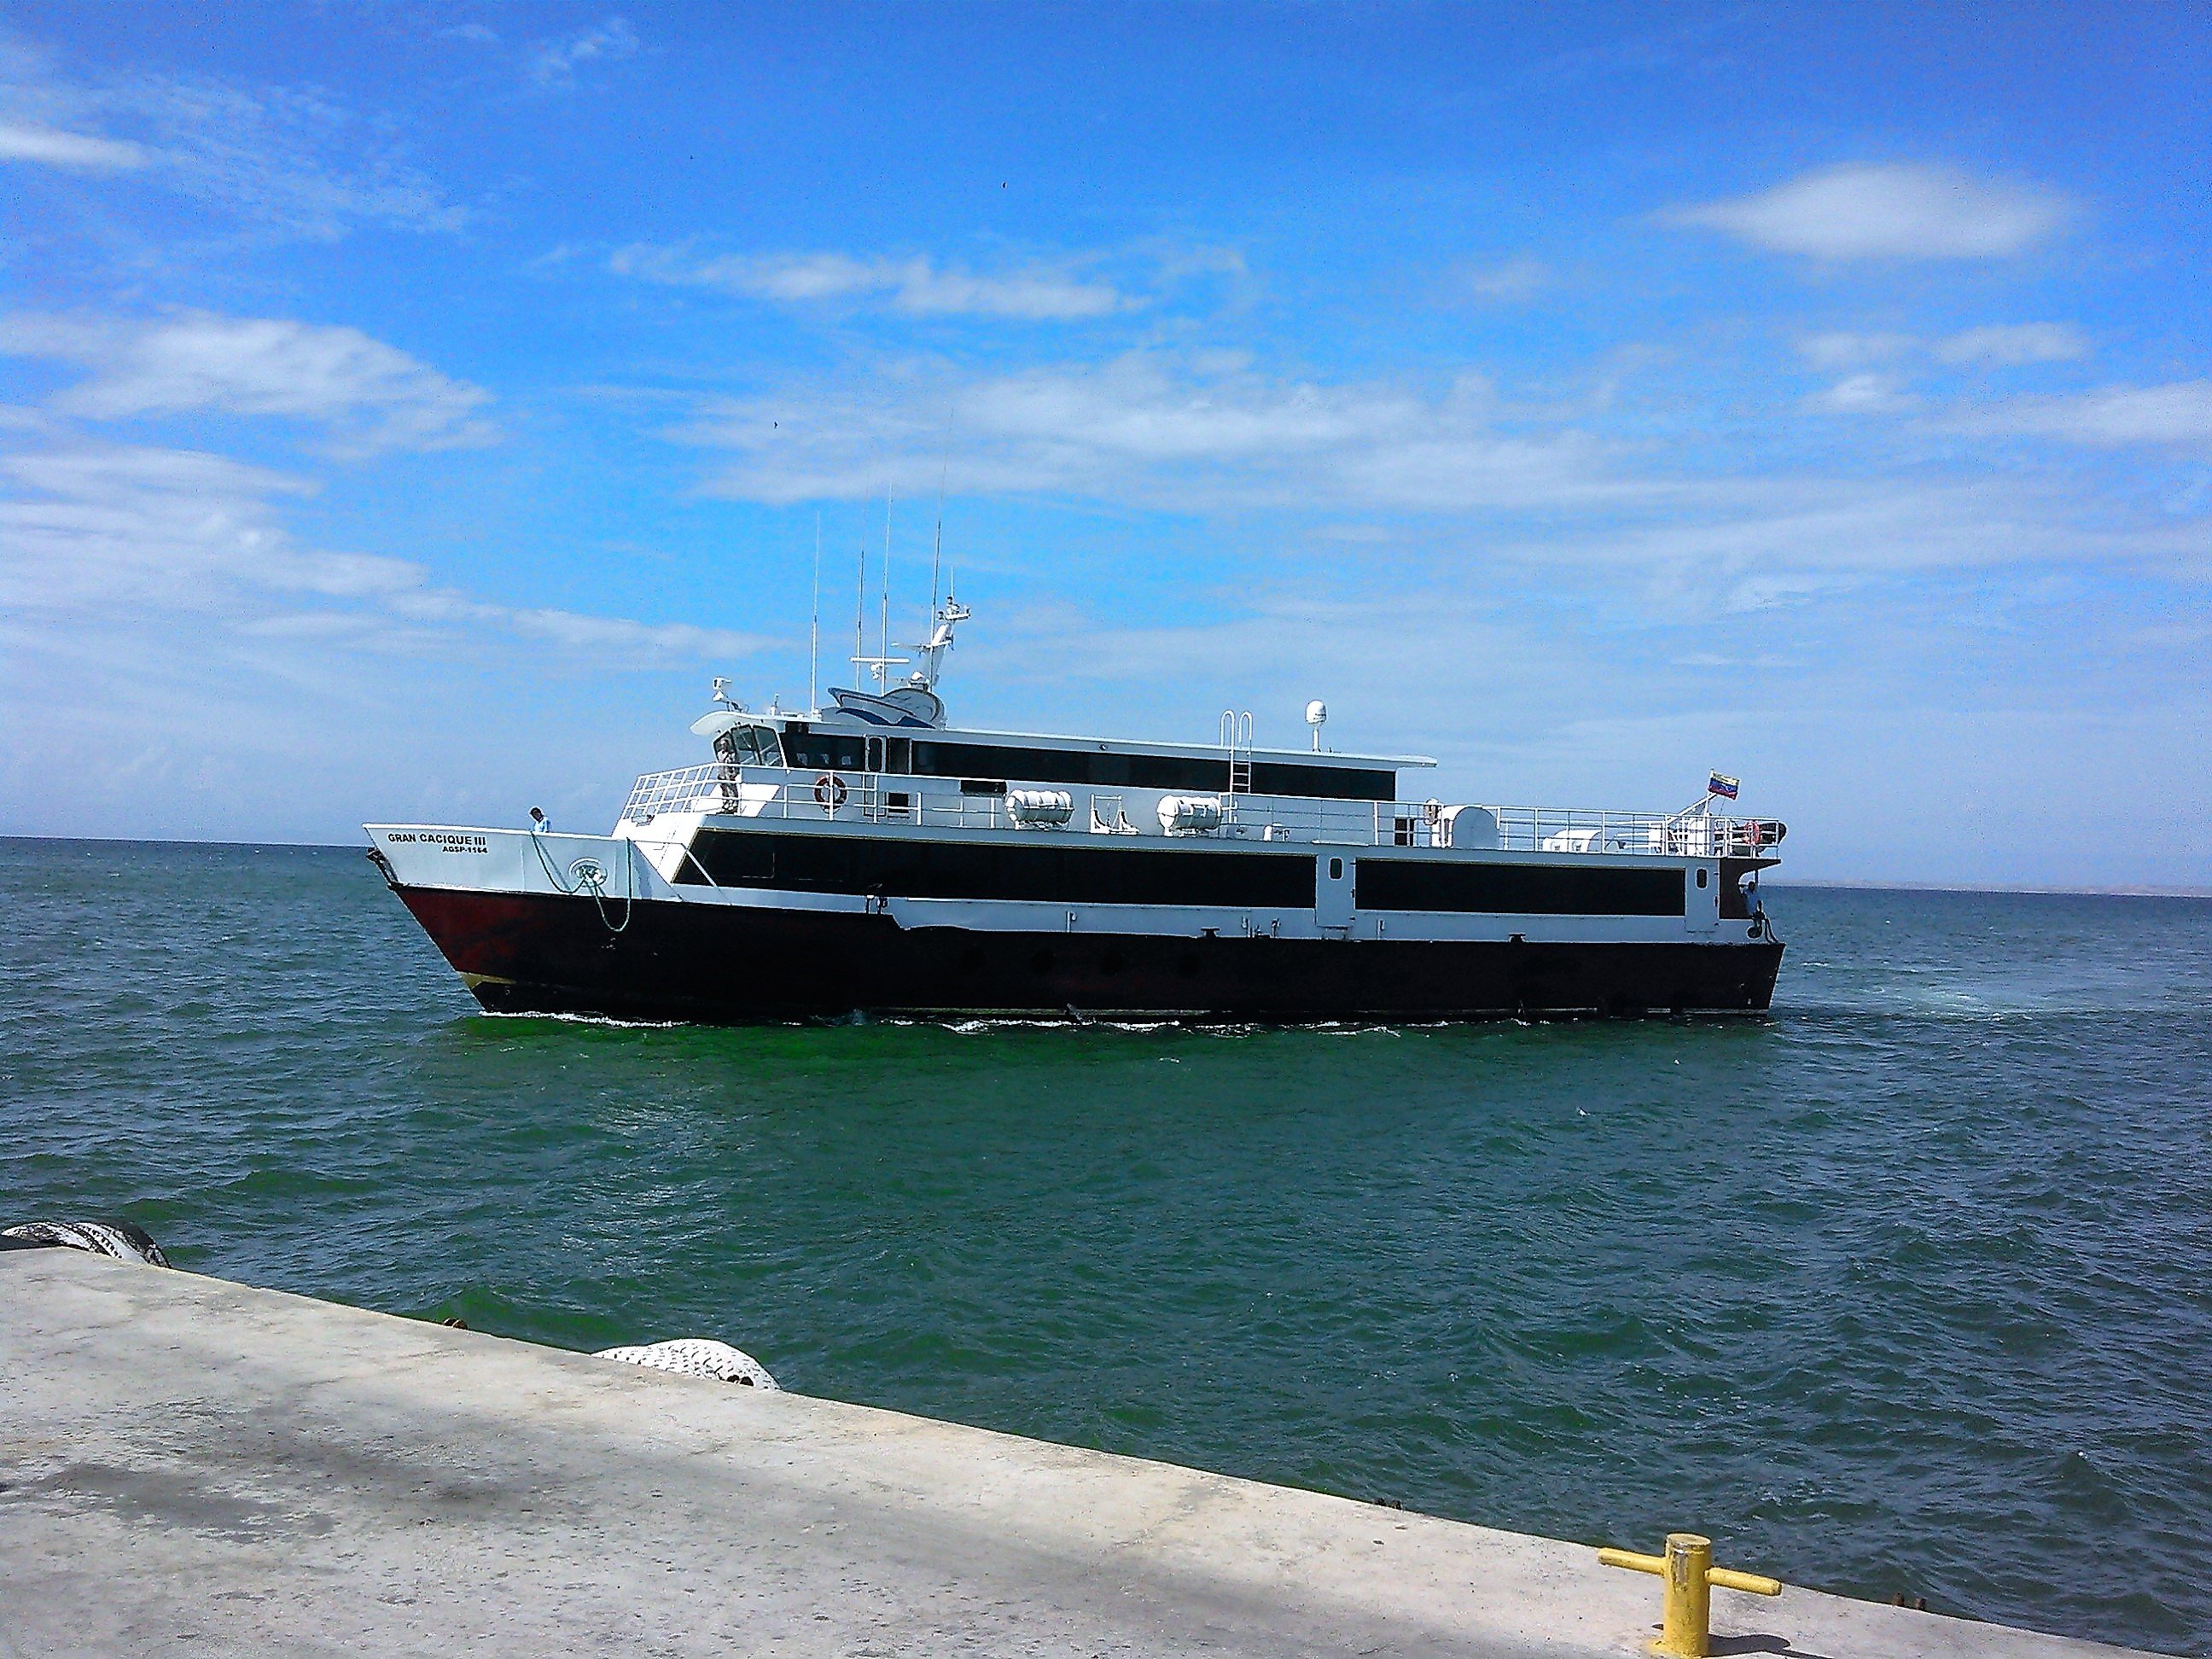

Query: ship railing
left=622, top=766, right=1039, bottom=832
left=1470, top=806, right=1780, bottom=857
left=620, top=766, right=1781, bottom=855
left=621, top=763, right=747, bottom=823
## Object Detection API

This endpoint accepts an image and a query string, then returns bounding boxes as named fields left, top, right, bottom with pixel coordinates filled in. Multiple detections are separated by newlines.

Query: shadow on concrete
left=1711, top=1637, right=1835, bottom=1659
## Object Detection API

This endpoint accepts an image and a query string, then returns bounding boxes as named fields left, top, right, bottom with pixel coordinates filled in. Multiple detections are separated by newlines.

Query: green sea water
left=5, top=836, right=2209, bottom=1653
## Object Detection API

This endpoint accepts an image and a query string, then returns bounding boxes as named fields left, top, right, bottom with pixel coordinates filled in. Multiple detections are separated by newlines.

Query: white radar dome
left=1305, top=701, right=1328, bottom=726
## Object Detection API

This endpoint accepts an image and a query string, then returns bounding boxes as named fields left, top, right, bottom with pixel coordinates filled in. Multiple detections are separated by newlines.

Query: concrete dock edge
left=0, top=1252, right=2162, bottom=1657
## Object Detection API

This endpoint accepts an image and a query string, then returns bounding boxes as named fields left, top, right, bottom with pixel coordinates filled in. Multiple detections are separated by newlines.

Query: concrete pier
left=0, top=1251, right=2157, bottom=1657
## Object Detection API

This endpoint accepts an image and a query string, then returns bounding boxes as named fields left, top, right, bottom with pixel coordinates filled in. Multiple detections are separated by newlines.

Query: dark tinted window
left=905, top=742, right=1226, bottom=792
left=1248, top=761, right=1396, bottom=800
left=900, top=741, right=1391, bottom=799
left=1357, top=860, right=1686, bottom=917
left=1125, top=753, right=1231, bottom=791
left=775, top=721, right=1396, bottom=799
left=682, top=830, right=1316, bottom=908
left=783, top=725, right=866, bottom=771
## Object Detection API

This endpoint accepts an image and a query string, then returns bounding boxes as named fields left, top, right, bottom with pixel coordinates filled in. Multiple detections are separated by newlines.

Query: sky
left=2, top=2, right=2207, bottom=886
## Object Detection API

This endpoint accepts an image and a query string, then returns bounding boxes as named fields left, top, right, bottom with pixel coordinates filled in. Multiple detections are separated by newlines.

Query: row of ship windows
left=765, top=727, right=1397, bottom=802
left=678, top=832, right=1688, bottom=917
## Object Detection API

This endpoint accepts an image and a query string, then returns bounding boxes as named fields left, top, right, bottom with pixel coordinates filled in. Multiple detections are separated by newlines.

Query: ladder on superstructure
left=1220, top=710, right=1254, bottom=811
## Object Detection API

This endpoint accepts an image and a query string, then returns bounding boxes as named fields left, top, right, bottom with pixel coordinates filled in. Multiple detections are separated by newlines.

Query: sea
left=4, top=835, right=2209, bottom=1654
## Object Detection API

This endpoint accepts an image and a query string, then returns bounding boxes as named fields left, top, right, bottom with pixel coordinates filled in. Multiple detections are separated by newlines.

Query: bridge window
left=713, top=721, right=785, bottom=767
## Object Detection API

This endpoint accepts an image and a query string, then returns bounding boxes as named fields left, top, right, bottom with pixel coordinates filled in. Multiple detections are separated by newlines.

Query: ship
left=366, top=597, right=1785, bottom=1022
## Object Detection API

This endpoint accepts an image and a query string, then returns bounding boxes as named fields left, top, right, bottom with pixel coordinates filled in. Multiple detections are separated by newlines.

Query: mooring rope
left=528, top=830, right=637, bottom=934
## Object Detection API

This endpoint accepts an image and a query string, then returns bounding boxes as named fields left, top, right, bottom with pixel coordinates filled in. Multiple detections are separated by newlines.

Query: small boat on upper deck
left=367, top=596, right=1785, bottom=1022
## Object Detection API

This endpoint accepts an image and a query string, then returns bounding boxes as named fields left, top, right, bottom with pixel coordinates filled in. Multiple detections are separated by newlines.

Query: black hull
left=394, top=887, right=1784, bottom=1022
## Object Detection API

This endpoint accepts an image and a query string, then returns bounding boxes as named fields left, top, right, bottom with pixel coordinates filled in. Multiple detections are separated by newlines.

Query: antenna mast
left=930, top=463, right=946, bottom=618
left=853, top=531, right=866, bottom=680
left=878, top=488, right=893, bottom=690
left=809, top=512, right=822, bottom=713
left=841, top=492, right=911, bottom=693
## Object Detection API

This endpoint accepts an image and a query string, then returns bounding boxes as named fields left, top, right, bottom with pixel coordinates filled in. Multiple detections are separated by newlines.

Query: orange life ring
left=813, top=772, right=848, bottom=811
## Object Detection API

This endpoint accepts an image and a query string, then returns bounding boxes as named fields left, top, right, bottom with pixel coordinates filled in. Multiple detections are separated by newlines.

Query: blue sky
left=3, top=3, right=2206, bottom=886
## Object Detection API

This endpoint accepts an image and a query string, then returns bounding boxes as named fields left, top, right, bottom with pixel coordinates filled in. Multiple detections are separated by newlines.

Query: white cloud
left=0, top=119, right=145, bottom=169
left=1802, top=323, right=2087, bottom=372
left=2, top=439, right=400, bottom=620
left=1463, top=256, right=1548, bottom=304
left=0, top=38, right=462, bottom=238
left=500, top=608, right=745, bottom=656
left=1665, top=162, right=2069, bottom=259
left=1975, top=381, right=2212, bottom=450
left=1934, top=323, right=2088, bottom=365
left=1797, top=332, right=1915, bottom=370
left=672, top=356, right=1651, bottom=512
left=665, top=349, right=2199, bottom=644
left=528, top=17, right=638, bottom=87
left=0, top=434, right=760, bottom=662
left=958, top=364, right=1394, bottom=457
left=0, top=312, right=498, bottom=457
left=611, top=246, right=1132, bottom=322
left=1795, top=323, right=2090, bottom=411
left=1804, top=372, right=1913, bottom=414
left=1579, top=484, right=2064, bottom=585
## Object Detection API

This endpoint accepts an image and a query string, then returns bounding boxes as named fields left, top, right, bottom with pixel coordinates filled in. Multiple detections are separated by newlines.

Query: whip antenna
left=880, top=487, right=893, bottom=688
left=853, top=530, right=866, bottom=678
left=930, top=460, right=946, bottom=619
left=809, top=511, right=822, bottom=713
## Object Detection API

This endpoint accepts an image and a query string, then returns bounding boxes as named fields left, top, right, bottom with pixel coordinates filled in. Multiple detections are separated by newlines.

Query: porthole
left=1329, top=858, right=1344, bottom=881
left=1695, top=868, right=1709, bottom=889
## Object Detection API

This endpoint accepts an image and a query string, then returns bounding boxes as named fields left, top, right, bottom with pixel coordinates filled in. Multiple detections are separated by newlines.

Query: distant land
left=1773, top=878, right=2212, bottom=900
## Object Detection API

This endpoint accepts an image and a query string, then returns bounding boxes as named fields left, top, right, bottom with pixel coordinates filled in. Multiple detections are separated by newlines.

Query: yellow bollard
left=1598, top=1533, right=1782, bottom=1659
left=1664, top=1534, right=1713, bottom=1656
